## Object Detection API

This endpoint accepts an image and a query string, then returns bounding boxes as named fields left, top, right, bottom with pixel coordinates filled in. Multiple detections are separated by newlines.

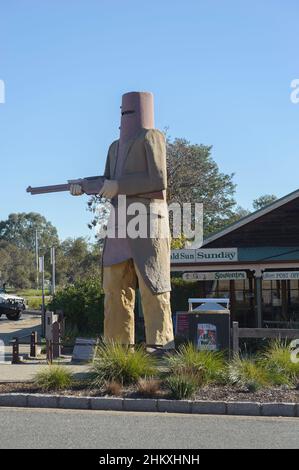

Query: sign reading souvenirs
left=182, top=271, right=246, bottom=281
left=171, top=248, right=238, bottom=264
left=263, top=271, right=299, bottom=280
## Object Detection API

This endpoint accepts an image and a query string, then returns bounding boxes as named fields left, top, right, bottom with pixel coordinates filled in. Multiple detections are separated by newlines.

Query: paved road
left=0, top=408, right=298, bottom=448
left=0, top=312, right=41, bottom=361
left=0, top=312, right=90, bottom=381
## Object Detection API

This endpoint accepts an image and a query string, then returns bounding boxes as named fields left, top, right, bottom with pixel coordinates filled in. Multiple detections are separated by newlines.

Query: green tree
left=167, top=138, right=237, bottom=236
left=0, top=212, right=59, bottom=253
left=0, top=240, right=35, bottom=288
left=253, top=194, right=277, bottom=211
left=55, top=238, right=101, bottom=285
left=221, top=205, right=251, bottom=228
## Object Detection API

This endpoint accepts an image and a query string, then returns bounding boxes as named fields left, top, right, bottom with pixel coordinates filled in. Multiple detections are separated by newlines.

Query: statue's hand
left=70, top=183, right=83, bottom=196
left=99, top=179, right=118, bottom=199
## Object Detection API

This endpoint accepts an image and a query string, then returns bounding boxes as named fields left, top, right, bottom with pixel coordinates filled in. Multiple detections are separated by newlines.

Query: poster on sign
left=197, top=323, right=217, bottom=351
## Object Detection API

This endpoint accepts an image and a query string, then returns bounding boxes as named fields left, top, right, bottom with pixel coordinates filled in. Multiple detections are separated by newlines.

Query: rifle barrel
left=26, top=184, right=69, bottom=195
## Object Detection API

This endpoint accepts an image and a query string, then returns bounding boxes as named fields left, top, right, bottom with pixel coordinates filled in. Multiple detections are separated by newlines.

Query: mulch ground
left=0, top=382, right=298, bottom=403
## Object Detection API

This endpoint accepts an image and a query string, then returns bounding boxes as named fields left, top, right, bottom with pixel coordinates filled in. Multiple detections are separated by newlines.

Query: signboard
left=171, top=248, right=238, bottom=264
left=175, top=312, right=190, bottom=338
left=189, top=313, right=231, bottom=352
left=171, top=249, right=196, bottom=263
left=263, top=271, right=299, bottom=280
left=182, top=271, right=246, bottom=281
left=72, top=338, right=98, bottom=363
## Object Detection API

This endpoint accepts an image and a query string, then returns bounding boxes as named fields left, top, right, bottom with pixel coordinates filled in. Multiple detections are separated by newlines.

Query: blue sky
left=0, top=0, right=298, bottom=240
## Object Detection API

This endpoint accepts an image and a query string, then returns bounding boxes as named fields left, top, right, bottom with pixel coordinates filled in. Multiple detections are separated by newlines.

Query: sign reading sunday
left=171, top=248, right=238, bottom=264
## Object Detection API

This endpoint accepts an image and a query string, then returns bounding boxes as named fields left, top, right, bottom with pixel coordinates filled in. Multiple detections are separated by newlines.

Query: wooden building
left=171, top=189, right=299, bottom=328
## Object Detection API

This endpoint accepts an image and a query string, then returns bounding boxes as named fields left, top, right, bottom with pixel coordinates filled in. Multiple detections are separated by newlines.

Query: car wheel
left=6, top=311, right=22, bottom=321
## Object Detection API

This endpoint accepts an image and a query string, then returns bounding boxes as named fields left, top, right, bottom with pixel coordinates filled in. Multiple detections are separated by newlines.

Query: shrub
left=137, top=378, right=161, bottom=397
left=104, top=380, right=123, bottom=396
left=261, top=340, right=299, bottom=387
left=165, top=373, right=198, bottom=399
left=34, top=365, right=73, bottom=391
left=91, top=342, right=157, bottom=387
left=165, top=343, right=225, bottom=385
left=49, top=277, right=104, bottom=335
left=61, top=324, right=80, bottom=346
left=228, top=356, right=270, bottom=391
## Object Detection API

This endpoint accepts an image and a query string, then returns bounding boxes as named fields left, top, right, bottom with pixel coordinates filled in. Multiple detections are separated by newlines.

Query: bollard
left=30, top=331, right=38, bottom=357
left=12, top=337, right=20, bottom=364
left=46, top=340, right=53, bottom=364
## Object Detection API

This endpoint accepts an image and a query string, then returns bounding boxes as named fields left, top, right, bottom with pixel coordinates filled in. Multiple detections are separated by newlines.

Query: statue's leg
left=134, top=264, right=174, bottom=349
left=103, top=259, right=137, bottom=345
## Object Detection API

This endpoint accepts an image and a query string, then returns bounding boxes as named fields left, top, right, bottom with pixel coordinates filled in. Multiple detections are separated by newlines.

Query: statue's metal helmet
left=120, top=91, right=154, bottom=142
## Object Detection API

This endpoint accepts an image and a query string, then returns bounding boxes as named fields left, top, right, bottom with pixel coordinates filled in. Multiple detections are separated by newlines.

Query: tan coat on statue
left=103, top=128, right=171, bottom=294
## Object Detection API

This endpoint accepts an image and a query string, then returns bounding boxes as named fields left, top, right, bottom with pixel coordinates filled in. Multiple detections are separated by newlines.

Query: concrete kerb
left=0, top=394, right=298, bottom=417
left=261, top=402, right=297, bottom=417
left=226, top=401, right=261, bottom=416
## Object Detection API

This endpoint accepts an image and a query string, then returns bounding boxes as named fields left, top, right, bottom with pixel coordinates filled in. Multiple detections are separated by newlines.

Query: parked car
left=0, top=288, right=26, bottom=320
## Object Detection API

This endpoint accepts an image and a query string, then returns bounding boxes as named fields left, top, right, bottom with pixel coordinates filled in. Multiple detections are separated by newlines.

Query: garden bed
left=0, top=381, right=298, bottom=403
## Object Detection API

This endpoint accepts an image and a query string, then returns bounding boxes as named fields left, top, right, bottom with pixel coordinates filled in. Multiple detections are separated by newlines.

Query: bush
left=104, top=380, right=123, bottom=396
left=228, top=356, right=270, bottom=391
left=91, top=342, right=157, bottom=387
left=61, top=324, right=80, bottom=346
left=165, top=373, right=198, bottom=399
left=34, top=365, right=73, bottom=391
left=261, top=340, right=299, bottom=387
left=165, top=343, right=225, bottom=385
left=49, top=277, right=104, bottom=335
left=137, top=378, right=161, bottom=397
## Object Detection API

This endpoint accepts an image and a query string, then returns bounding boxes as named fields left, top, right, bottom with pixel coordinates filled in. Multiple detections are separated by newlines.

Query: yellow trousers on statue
left=103, top=259, right=174, bottom=348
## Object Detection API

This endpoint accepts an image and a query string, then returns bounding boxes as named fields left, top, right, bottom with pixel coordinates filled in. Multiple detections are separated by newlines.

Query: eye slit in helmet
left=121, top=110, right=135, bottom=116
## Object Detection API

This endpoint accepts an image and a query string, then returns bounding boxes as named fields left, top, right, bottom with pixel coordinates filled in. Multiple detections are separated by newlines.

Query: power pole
left=39, top=256, right=45, bottom=337
left=35, top=229, right=39, bottom=290
left=50, top=247, right=56, bottom=295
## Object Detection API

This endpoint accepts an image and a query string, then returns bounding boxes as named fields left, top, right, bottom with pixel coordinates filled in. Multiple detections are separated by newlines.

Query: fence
left=232, top=321, right=299, bottom=356
left=9, top=333, right=165, bottom=364
left=10, top=331, right=38, bottom=364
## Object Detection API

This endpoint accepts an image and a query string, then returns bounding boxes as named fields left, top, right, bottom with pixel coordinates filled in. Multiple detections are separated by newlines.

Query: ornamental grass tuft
left=261, top=340, right=299, bottom=387
left=34, top=365, right=73, bottom=391
left=91, top=342, right=157, bottom=387
left=228, top=356, right=270, bottom=391
left=165, top=343, right=226, bottom=385
left=165, top=373, right=198, bottom=400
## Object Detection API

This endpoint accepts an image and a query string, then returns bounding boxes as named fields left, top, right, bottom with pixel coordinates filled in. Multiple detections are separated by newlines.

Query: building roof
left=203, top=188, right=299, bottom=248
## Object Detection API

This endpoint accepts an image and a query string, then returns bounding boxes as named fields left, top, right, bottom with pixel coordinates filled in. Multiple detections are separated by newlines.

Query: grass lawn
left=7, top=288, right=52, bottom=309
